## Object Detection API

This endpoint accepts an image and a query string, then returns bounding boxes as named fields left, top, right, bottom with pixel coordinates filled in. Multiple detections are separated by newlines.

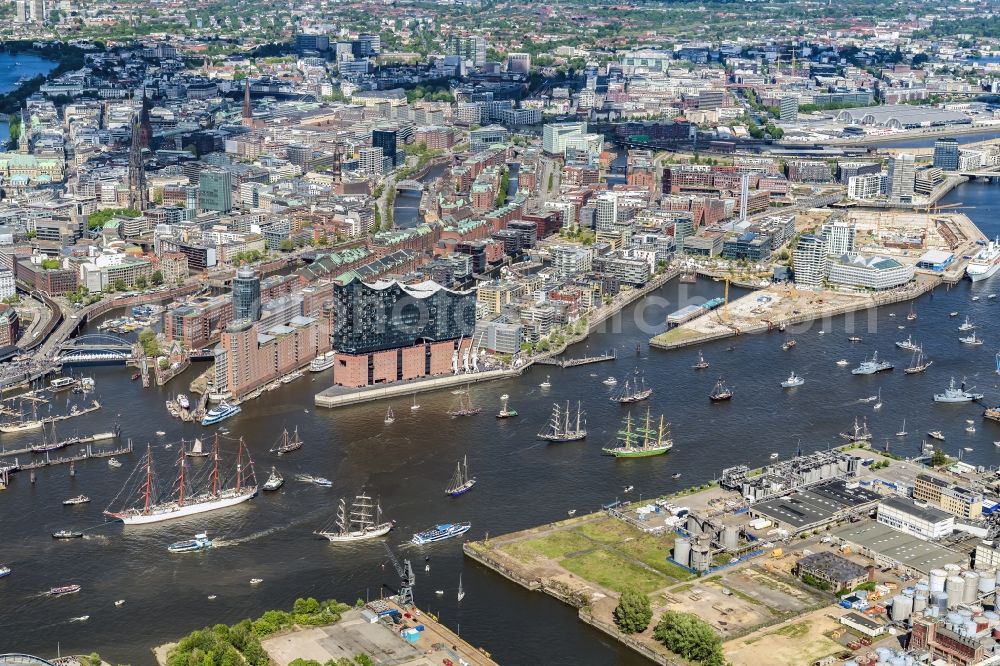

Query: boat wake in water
left=213, top=507, right=329, bottom=547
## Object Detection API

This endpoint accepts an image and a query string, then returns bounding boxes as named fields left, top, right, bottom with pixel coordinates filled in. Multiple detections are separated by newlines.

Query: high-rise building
left=821, top=220, right=857, bottom=256
left=779, top=96, right=798, bottom=122
left=887, top=153, right=916, bottom=202
left=294, top=33, right=330, bottom=53
left=198, top=168, right=233, bottom=212
left=594, top=193, right=619, bottom=232
left=793, top=234, right=829, bottom=288
left=446, top=34, right=488, bottom=67
left=507, top=53, right=531, bottom=75
left=542, top=121, right=587, bottom=155
left=353, top=33, right=381, bottom=58
left=232, top=265, right=261, bottom=323
left=128, top=101, right=149, bottom=212
left=372, top=129, right=398, bottom=168
left=932, top=138, right=959, bottom=171
left=286, top=144, right=312, bottom=171
left=357, top=147, right=384, bottom=175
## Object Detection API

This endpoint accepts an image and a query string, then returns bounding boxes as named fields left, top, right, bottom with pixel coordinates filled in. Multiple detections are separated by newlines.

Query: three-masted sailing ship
left=104, top=439, right=257, bottom=525
left=537, top=401, right=587, bottom=442
left=269, top=427, right=303, bottom=455
left=602, top=409, right=673, bottom=458
left=839, top=417, right=872, bottom=443
left=313, top=492, right=393, bottom=541
left=445, top=455, right=476, bottom=496
left=610, top=374, right=653, bottom=404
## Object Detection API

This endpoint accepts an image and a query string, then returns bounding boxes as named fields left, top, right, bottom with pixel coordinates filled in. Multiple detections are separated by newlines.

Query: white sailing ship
left=314, top=492, right=393, bottom=542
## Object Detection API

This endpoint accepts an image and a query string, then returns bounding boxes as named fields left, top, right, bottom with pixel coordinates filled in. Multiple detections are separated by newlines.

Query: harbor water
left=3, top=181, right=1000, bottom=663
left=0, top=53, right=58, bottom=143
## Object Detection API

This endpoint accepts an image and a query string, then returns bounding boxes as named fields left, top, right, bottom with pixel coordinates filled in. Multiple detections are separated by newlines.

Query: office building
left=286, top=144, right=312, bottom=171
left=887, top=153, right=916, bottom=202
left=542, top=122, right=587, bottom=156
left=792, top=234, right=829, bottom=288
left=330, top=279, right=477, bottom=388
left=821, top=220, right=856, bottom=256
left=353, top=33, right=381, bottom=57
left=827, top=254, right=914, bottom=290
left=469, top=125, right=509, bottom=152
left=779, top=96, right=798, bottom=122
left=446, top=34, right=487, bottom=67
left=594, top=193, right=619, bottom=232
left=507, top=53, right=531, bottom=75
left=357, top=147, right=384, bottom=175
left=933, top=138, right=960, bottom=171
left=0, top=268, right=15, bottom=301
left=722, top=232, right=771, bottom=262
left=372, top=129, right=398, bottom=168
left=877, top=497, right=954, bottom=540
left=551, top=245, right=592, bottom=277
left=232, top=265, right=261, bottom=323
left=847, top=173, right=883, bottom=200
left=198, top=168, right=233, bottom=212
left=913, top=473, right=983, bottom=520
left=295, top=33, right=330, bottom=53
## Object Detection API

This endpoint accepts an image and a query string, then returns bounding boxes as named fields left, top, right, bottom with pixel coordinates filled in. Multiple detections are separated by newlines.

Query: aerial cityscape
left=8, top=0, right=1000, bottom=665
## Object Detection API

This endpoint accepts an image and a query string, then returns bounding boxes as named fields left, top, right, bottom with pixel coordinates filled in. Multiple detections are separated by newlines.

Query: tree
left=653, top=611, right=726, bottom=666
left=279, top=239, right=295, bottom=251
left=136, top=276, right=148, bottom=290
left=151, top=270, right=164, bottom=286
left=41, top=258, right=61, bottom=270
left=114, top=278, right=127, bottom=292
left=353, top=656, right=374, bottom=666
left=614, top=587, right=652, bottom=634
left=931, top=448, right=948, bottom=467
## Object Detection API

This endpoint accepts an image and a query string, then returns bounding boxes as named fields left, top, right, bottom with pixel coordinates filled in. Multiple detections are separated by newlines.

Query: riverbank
left=314, top=266, right=679, bottom=409
left=650, top=274, right=940, bottom=351
left=0, top=41, right=89, bottom=114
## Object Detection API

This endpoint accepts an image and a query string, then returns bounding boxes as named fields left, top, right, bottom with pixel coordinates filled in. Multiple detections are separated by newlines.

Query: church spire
left=242, top=78, right=252, bottom=126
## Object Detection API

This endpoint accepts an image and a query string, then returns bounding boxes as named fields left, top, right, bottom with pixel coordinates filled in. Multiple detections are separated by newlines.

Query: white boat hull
left=316, top=522, right=393, bottom=542
left=0, top=421, right=43, bottom=433
left=968, top=260, right=1000, bottom=282
left=108, top=488, right=257, bottom=525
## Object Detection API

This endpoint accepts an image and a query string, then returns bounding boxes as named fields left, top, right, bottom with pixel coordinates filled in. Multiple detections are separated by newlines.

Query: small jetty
left=12, top=440, right=134, bottom=471
left=42, top=399, right=101, bottom=424
left=536, top=349, right=616, bottom=368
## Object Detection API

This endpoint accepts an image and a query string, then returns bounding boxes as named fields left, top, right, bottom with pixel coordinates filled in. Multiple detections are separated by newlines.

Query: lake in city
left=0, top=52, right=57, bottom=144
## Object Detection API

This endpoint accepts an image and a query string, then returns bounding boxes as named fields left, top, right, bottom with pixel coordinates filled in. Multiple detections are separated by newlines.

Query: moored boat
left=309, top=351, right=335, bottom=372
left=966, top=237, right=1000, bottom=282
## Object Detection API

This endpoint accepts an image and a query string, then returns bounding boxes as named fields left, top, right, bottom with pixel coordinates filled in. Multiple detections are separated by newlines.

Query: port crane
left=382, top=542, right=415, bottom=608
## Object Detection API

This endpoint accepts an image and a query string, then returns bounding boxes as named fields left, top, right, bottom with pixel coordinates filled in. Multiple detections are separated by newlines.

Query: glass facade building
left=233, top=265, right=261, bottom=323
left=332, top=279, right=476, bottom=355
left=198, top=168, right=233, bottom=212
left=932, top=138, right=959, bottom=171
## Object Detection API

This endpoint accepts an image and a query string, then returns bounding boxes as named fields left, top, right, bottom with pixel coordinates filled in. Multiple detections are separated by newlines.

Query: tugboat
left=959, top=331, right=984, bottom=346
left=602, top=409, right=672, bottom=458
left=496, top=394, right=517, bottom=419
left=781, top=372, right=804, bottom=388
left=852, top=351, right=893, bottom=375
left=262, top=466, right=284, bottom=491
left=538, top=402, right=587, bottom=442
left=933, top=377, right=983, bottom=403
left=709, top=378, right=733, bottom=402
left=895, top=335, right=920, bottom=352
left=314, top=493, right=394, bottom=541
left=52, top=530, right=83, bottom=539
left=444, top=455, right=476, bottom=496
left=168, top=533, right=213, bottom=553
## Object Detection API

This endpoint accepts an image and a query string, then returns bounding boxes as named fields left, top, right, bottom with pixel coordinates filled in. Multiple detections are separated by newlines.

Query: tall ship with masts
left=904, top=347, right=932, bottom=374
left=538, top=401, right=587, bottom=442
left=602, top=410, right=673, bottom=458
left=269, top=427, right=303, bottom=455
left=610, top=374, right=653, bottom=404
left=445, top=455, right=476, bottom=496
left=840, top=417, right=872, bottom=443
left=313, top=492, right=393, bottom=542
left=104, top=439, right=257, bottom=525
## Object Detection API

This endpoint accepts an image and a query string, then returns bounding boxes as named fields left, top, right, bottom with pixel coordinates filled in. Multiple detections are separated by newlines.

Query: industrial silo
left=722, top=525, right=739, bottom=551
left=929, top=569, right=947, bottom=592
left=979, top=571, right=996, bottom=597
left=947, top=576, right=966, bottom=605
left=690, top=543, right=712, bottom=572
left=890, top=594, right=913, bottom=622
left=673, top=537, right=691, bottom=567
left=964, top=572, right=980, bottom=604
left=913, top=592, right=928, bottom=612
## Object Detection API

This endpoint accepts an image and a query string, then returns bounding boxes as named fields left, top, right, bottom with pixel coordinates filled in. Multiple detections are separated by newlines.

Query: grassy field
left=562, top=549, right=666, bottom=594
left=650, top=326, right=707, bottom=346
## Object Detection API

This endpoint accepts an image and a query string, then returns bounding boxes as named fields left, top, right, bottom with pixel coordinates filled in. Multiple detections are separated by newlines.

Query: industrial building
left=835, top=105, right=972, bottom=130
left=913, top=473, right=983, bottom=520
left=795, top=551, right=872, bottom=592
left=748, top=479, right=881, bottom=534
left=832, top=522, right=967, bottom=575
left=877, top=497, right=955, bottom=540
left=721, top=449, right=861, bottom=502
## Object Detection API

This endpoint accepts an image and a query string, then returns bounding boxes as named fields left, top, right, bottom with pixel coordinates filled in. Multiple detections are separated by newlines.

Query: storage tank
left=891, top=594, right=913, bottom=622
left=690, top=543, right=712, bottom=572
left=934, top=591, right=949, bottom=611
left=945, top=563, right=962, bottom=574
left=722, top=525, right=739, bottom=551
left=947, top=611, right=964, bottom=625
left=979, top=572, right=996, bottom=596
left=958, top=609, right=974, bottom=621
left=686, top=515, right=702, bottom=536
left=673, top=538, right=691, bottom=567
left=913, top=592, right=928, bottom=612
left=984, top=611, right=1000, bottom=627
left=930, top=569, right=947, bottom=592
left=964, top=620, right=978, bottom=636
left=947, top=576, right=966, bottom=603
left=964, top=572, right=980, bottom=604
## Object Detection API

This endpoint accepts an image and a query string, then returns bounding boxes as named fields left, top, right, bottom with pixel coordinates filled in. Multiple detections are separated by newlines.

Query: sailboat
left=314, top=493, right=393, bottom=542
left=537, top=402, right=587, bottom=442
left=692, top=351, right=709, bottom=369
left=457, top=574, right=465, bottom=602
left=709, top=378, right=733, bottom=402
left=446, top=392, right=480, bottom=417
left=873, top=388, right=882, bottom=411
left=840, top=417, right=872, bottom=443
left=904, top=347, right=932, bottom=374
left=610, top=373, right=652, bottom=404
left=907, top=304, right=917, bottom=321
left=384, top=406, right=395, bottom=424
left=602, top=409, right=673, bottom=458
left=410, top=395, right=420, bottom=411
left=896, top=419, right=907, bottom=437
left=104, top=439, right=257, bottom=525
left=185, top=437, right=210, bottom=458
left=445, top=455, right=476, bottom=496
left=269, top=427, right=303, bottom=455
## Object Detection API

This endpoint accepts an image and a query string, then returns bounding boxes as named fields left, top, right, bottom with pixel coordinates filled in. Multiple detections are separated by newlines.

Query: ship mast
left=142, top=444, right=153, bottom=513
left=659, top=415, right=666, bottom=445
left=336, top=498, right=347, bottom=534
left=210, top=433, right=220, bottom=496
left=575, top=401, right=581, bottom=434
left=176, top=442, right=186, bottom=506
left=235, top=437, right=244, bottom=493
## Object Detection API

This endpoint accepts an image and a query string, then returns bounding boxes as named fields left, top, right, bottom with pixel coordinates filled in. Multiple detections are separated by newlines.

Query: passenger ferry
left=967, top=238, right=1000, bottom=282
left=411, top=522, right=471, bottom=545
left=201, top=402, right=241, bottom=426
left=309, top=351, right=335, bottom=372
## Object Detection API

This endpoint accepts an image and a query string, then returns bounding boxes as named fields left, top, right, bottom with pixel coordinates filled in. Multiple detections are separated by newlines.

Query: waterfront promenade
left=315, top=266, right=679, bottom=408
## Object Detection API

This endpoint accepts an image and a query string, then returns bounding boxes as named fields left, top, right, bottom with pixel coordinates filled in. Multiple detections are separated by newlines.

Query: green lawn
left=615, top=534, right=695, bottom=581
left=574, top=518, right=641, bottom=544
left=503, top=530, right=596, bottom=561
left=561, top=549, right=667, bottom=594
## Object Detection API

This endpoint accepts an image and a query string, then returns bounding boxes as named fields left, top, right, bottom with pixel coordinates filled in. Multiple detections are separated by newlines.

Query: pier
left=10, top=440, right=133, bottom=472
left=535, top=349, right=617, bottom=367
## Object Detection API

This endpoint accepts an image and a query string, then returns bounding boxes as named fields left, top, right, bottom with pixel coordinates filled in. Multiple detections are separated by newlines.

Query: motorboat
left=836, top=359, right=850, bottom=366
left=780, top=372, right=804, bottom=388
left=62, top=495, right=90, bottom=506
left=602, top=376, right=618, bottom=386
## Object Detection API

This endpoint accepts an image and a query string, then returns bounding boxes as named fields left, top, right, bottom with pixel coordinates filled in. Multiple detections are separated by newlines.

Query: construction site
left=651, top=208, right=983, bottom=351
